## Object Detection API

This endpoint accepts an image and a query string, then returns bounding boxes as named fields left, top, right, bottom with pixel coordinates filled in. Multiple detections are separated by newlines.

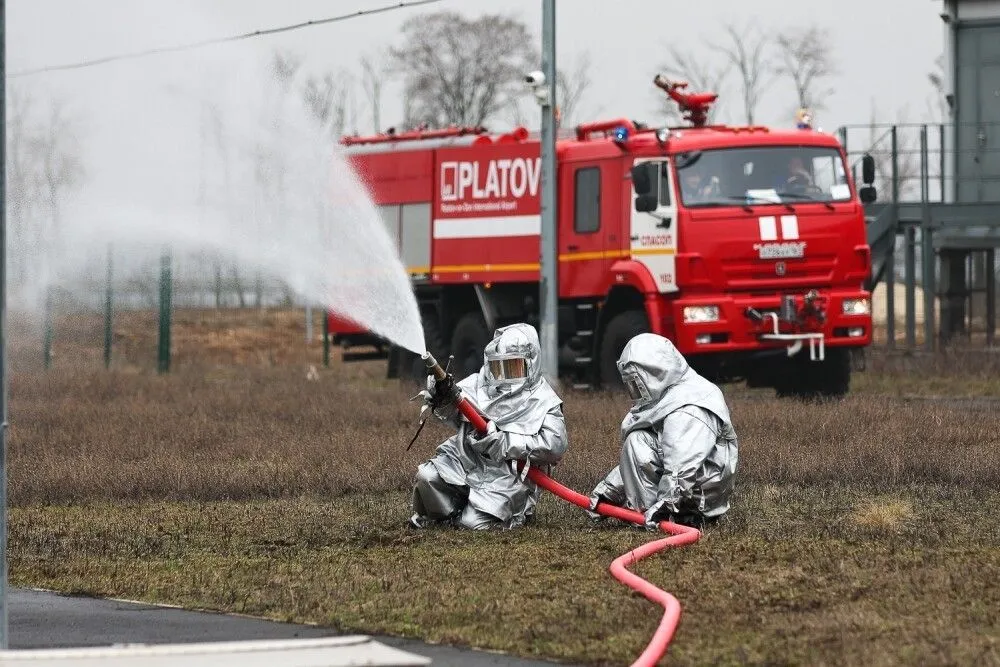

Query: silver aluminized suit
left=410, top=323, right=568, bottom=530
left=589, top=333, right=738, bottom=527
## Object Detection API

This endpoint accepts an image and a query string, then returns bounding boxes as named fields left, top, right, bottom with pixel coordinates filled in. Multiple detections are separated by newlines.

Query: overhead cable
left=11, top=0, right=441, bottom=78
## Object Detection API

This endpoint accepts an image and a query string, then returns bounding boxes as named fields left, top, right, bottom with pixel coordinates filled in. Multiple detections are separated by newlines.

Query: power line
left=11, top=0, right=441, bottom=78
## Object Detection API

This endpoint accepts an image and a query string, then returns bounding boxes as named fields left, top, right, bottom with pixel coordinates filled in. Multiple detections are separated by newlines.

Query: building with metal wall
left=848, top=1, right=1000, bottom=348
left=938, top=0, right=1000, bottom=342
left=942, top=0, right=1000, bottom=202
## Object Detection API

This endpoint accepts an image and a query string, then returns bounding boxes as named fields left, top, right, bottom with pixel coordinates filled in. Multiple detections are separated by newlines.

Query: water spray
left=409, top=358, right=701, bottom=666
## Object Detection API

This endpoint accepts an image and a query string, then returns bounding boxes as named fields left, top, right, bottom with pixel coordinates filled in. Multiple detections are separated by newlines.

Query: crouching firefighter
left=409, top=323, right=568, bottom=530
left=589, top=333, right=739, bottom=528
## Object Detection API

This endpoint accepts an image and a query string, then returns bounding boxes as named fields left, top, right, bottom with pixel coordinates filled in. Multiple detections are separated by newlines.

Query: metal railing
left=838, top=121, right=1000, bottom=205
left=837, top=122, right=1000, bottom=351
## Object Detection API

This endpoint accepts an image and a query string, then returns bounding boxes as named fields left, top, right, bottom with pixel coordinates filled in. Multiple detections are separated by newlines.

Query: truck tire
left=599, top=310, right=650, bottom=388
left=773, top=363, right=807, bottom=399
left=403, top=314, right=447, bottom=385
left=815, top=348, right=851, bottom=398
left=774, top=348, right=850, bottom=400
left=450, top=313, right=490, bottom=379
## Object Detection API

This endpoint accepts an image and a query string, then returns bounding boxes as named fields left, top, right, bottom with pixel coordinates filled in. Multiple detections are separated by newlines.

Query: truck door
left=559, top=162, right=613, bottom=297
left=629, top=158, right=679, bottom=293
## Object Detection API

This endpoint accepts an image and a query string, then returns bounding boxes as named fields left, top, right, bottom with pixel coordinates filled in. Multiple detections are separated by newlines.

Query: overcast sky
left=10, top=0, right=945, bottom=137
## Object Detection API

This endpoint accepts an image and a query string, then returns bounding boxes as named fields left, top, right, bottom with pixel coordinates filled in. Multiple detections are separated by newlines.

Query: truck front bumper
left=666, top=289, right=873, bottom=357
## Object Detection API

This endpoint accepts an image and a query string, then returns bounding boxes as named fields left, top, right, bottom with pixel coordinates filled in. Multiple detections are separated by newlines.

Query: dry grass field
left=7, top=308, right=1000, bottom=666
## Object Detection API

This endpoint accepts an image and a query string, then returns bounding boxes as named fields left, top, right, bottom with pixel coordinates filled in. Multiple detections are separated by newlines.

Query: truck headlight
left=683, top=305, right=720, bottom=323
left=842, top=298, right=870, bottom=316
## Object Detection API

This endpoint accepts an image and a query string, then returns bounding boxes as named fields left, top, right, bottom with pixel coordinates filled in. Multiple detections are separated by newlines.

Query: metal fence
left=837, top=121, right=1000, bottom=350
left=839, top=121, right=1000, bottom=204
left=11, top=243, right=317, bottom=373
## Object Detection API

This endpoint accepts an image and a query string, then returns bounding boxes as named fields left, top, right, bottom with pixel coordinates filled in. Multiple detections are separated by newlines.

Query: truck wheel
left=815, top=348, right=851, bottom=398
left=599, top=310, right=650, bottom=388
left=774, top=364, right=809, bottom=399
left=450, top=313, right=490, bottom=379
left=774, top=348, right=850, bottom=400
left=404, top=314, right=447, bottom=385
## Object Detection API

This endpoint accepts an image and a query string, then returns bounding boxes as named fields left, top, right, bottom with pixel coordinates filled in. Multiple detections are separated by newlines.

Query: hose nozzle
left=422, top=351, right=449, bottom=381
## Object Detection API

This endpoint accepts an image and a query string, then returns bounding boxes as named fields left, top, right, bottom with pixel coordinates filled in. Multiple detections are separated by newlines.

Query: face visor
left=621, top=369, right=651, bottom=406
left=487, top=355, right=528, bottom=387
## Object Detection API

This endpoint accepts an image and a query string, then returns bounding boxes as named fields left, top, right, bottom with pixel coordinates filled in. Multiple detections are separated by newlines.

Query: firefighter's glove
left=413, top=376, right=448, bottom=411
left=428, top=375, right=458, bottom=411
left=410, top=376, right=434, bottom=406
left=643, top=502, right=673, bottom=532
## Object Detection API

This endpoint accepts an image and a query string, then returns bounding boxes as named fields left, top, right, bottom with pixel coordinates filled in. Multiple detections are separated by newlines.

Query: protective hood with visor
left=616, top=333, right=734, bottom=436
left=456, top=323, right=561, bottom=436
left=488, top=356, right=528, bottom=387
left=484, top=326, right=537, bottom=392
left=621, top=367, right=653, bottom=406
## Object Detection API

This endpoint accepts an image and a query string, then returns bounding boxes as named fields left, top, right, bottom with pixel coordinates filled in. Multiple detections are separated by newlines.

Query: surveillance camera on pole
left=525, top=70, right=550, bottom=106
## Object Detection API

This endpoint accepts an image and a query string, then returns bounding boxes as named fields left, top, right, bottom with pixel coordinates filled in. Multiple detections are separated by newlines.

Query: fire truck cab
left=332, top=78, right=876, bottom=398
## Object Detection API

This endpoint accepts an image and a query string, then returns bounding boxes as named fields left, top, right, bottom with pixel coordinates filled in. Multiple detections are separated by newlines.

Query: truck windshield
left=675, top=146, right=851, bottom=207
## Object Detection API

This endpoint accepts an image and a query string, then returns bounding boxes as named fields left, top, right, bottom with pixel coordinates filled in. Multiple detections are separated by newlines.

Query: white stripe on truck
left=433, top=215, right=541, bottom=239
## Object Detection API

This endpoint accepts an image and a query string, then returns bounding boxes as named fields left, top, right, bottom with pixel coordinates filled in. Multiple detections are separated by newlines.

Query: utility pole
left=104, top=244, right=113, bottom=369
left=0, top=0, right=9, bottom=648
left=539, top=0, right=558, bottom=385
left=158, top=250, right=172, bottom=373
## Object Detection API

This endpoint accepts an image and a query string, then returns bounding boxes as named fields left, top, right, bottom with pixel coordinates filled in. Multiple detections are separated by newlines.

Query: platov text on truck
left=329, top=76, right=877, bottom=399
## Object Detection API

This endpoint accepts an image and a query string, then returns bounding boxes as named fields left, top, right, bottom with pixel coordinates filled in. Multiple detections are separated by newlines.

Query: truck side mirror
left=635, top=193, right=658, bottom=212
left=859, top=185, right=877, bottom=204
left=631, top=163, right=654, bottom=195
left=861, top=153, right=875, bottom=185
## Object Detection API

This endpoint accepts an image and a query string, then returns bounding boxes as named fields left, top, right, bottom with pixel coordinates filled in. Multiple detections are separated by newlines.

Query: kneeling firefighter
left=410, top=323, right=568, bottom=530
left=589, top=333, right=739, bottom=528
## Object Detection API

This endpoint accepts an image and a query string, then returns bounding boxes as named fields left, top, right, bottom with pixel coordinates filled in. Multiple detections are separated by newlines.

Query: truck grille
left=721, top=256, right=837, bottom=291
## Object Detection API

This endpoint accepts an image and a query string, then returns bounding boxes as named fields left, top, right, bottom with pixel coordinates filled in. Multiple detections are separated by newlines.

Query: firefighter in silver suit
left=589, top=333, right=738, bottom=528
left=410, top=323, right=568, bottom=530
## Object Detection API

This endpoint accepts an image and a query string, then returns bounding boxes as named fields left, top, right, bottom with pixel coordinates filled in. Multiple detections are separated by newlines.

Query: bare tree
left=389, top=11, right=535, bottom=128
left=774, top=25, right=837, bottom=112
left=271, top=50, right=302, bottom=90
left=655, top=45, right=730, bottom=124
left=36, top=100, right=84, bottom=236
left=202, top=99, right=241, bottom=308
left=302, top=72, right=353, bottom=138
left=555, top=50, right=593, bottom=128
left=866, top=102, right=920, bottom=202
left=7, top=86, right=39, bottom=284
left=710, top=22, right=774, bottom=125
left=6, top=84, right=85, bottom=291
left=927, top=53, right=948, bottom=123
left=270, top=48, right=354, bottom=138
left=359, top=52, right=390, bottom=134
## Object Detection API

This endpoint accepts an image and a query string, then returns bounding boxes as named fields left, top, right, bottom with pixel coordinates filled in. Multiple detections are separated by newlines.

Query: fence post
left=919, top=126, right=935, bottom=351
left=43, top=287, right=52, bottom=370
left=939, top=123, right=945, bottom=202
left=987, top=249, right=996, bottom=347
left=890, top=127, right=899, bottom=202
left=905, top=225, right=917, bottom=350
left=322, top=308, right=330, bottom=368
left=104, top=244, right=113, bottom=369
left=158, top=250, right=172, bottom=373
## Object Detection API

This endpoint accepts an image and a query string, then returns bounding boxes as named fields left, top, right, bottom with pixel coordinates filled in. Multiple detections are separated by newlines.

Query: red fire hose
left=421, top=353, right=702, bottom=666
left=525, top=468, right=701, bottom=667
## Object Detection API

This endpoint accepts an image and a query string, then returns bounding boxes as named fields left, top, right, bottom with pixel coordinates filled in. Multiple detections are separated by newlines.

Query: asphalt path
left=10, top=588, right=576, bottom=667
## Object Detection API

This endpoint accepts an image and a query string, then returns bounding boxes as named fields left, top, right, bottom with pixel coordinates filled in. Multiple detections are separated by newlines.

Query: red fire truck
left=329, top=78, right=877, bottom=398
